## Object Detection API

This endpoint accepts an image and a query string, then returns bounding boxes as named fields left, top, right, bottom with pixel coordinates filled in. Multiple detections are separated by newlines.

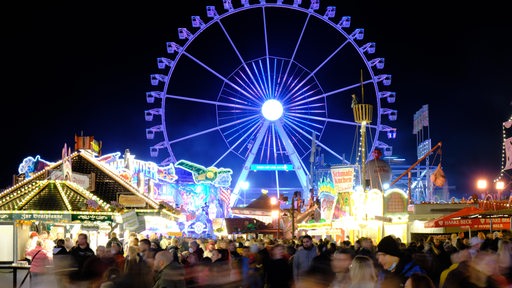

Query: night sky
left=2, top=1, right=511, bottom=199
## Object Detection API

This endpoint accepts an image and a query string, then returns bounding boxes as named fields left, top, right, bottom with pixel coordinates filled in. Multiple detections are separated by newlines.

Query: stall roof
left=423, top=206, right=511, bottom=230
left=460, top=208, right=512, bottom=219
left=224, top=217, right=273, bottom=234
left=0, top=150, right=159, bottom=213
left=424, top=206, right=484, bottom=228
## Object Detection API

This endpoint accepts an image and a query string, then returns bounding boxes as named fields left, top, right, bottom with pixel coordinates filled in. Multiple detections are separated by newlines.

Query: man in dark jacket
left=69, top=233, right=95, bottom=283
left=376, top=235, right=425, bottom=288
left=153, top=250, right=186, bottom=288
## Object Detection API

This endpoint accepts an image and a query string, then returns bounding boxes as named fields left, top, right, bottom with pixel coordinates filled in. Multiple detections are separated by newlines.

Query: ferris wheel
left=145, top=0, right=398, bottom=207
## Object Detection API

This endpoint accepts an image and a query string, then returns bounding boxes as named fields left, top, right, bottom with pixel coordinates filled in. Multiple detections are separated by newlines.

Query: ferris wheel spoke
left=169, top=114, right=259, bottom=144
left=222, top=118, right=261, bottom=144
left=251, top=61, right=271, bottom=100
left=215, top=13, right=266, bottom=98
left=211, top=120, right=261, bottom=167
left=165, top=93, right=258, bottom=111
left=262, top=16, right=272, bottom=98
left=282, top=11, right=312, bottom=96
left=282, top=40, right=352, bottom=104
left=285, top=115, right=325, bottom=137
left=282, top=124, right=312, bottom=156
left=324, top=79, right=375, bottom=98
left=285, top=81, right=321, bottom=105
left=181, top=50, right=259, bottom=100
left=221, top=80, right=262, bottom=107
left=287, top=113, right=359, bottom=127
left=286, top=119, right=350, bottom=164
left=308, top=39, right=351, bottom=78
left=274, top=121, right=310, bottom=190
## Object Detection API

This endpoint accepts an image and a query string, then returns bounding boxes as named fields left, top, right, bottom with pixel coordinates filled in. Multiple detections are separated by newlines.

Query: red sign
left=425, top=217, right=510, bottom=229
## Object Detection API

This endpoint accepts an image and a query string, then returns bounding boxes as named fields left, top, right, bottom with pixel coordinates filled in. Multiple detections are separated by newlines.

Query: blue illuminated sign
left=250, top=164, right=294, bottom=171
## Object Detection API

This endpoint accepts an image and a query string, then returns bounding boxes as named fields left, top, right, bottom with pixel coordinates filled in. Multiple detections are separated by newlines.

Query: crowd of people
left=21, top=229, right=512, bottom=288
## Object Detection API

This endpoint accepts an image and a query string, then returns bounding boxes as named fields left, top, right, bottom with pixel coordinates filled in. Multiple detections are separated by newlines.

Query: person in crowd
left=25, top=231, right=39, bottom=259
left=98, top=267, right=122, bottom=288
left=182, top=240, right=204, bottom=287
left=328, top=241, right=339, bottom=253
left=328, top=247, right=355, bottom=288
left=167, top=237, right=180, bottom=251
left=106, top=232, right=121, bottom=249
left=442, top=249, right=506, bottom=288
left=266, top=243, right=293, bottom=288
left=26, top=239, right=51, bottom=285
left=241, top=243, right=264, bottom=288
left=160, top=236, right=170, bottom=250
left=404, top=272, right=436, bottom=288
left=447, top=233, right=459, bottom=252
left=115, top=245, right=153, bottom=288
left=39, top=230, right=55, bottom=259
left=375, top=235, right=425, bottom=288
left=64, top=237, right=74, bottom=251
left=228, top=239, right=243, bottom=269
left=53, top=238, right=73, bottom=288
left=341, top=240, right=352, bottom=249
left=497, top=238, right=512, bottom=283
left=81, top=244, right=113, bottom=288
left=293, top=235, right=318, bottom=284
left=203, top=239, right=216, bottom=259
left=356, top=237, right=378, bottom=266
left=207, top=248, right=238, bottom=287
left=438, top=248, right=471, bottom=288
left=53, top=238, right=68, bottom=256
left=123, top=231, right=137, bottom=256
left=68, top=233, right=96, bottom=284
left=306, top=242, right=336, bottom=286
left=153, top=250, right=186, bottom=288
left=257, top=239, right=273, bottom=286
left=349, top=254, right=378, bottom=288
left=139, top=238, right=157, bottom=268
left=455, top=232, right=469, bottom=251
left=110, top=241, right=125, bottom=272
left=420, top=235, right=450, bottom=287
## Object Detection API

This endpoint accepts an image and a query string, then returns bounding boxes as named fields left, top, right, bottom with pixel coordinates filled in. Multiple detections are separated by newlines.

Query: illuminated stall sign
left=175, top=160, right=232, bottom=186
left=121, top=210, right=140, bottom=231
left=49, top=170, right=93, bottom=190
left=81, top=224, right=100, bottom=231
left=250, top=164, right=293, bottom=171
left=119, top=195, right=146, bottom=208
left=330, top=166, right=355, bottom=192
left=72, top=214, right=113, bottom=222
left=13, top=213, right=71, bottom=221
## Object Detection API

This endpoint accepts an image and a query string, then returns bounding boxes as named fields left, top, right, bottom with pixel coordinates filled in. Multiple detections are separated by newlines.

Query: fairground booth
left=0, top=136, right=234, bottom=263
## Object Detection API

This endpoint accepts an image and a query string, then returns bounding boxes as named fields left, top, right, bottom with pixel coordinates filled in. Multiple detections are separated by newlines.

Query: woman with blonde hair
left=349, top=255, right=377, bottom=288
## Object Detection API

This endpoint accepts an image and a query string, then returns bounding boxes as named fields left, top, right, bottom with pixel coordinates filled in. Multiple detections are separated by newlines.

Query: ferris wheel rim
left=145, top=1, right=397, bottom=205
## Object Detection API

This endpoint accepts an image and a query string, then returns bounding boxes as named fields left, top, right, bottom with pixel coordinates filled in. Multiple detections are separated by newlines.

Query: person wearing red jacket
left=25, top=240, right=51, bottom=282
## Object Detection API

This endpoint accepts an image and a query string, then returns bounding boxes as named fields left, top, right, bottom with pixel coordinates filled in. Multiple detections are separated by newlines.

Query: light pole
left=270, top=196, right=279, bottom=239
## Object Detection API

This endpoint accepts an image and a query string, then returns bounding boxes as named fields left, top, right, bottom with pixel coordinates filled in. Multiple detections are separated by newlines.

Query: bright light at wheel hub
left=261, top=99, right=283, bottom=121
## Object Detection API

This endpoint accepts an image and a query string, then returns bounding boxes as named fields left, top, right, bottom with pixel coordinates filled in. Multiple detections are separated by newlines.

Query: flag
left=413, top=105, right=429, bottom=134
left=219, top=187, right=232, bottom=217
left=90, top=139, right=102, bottom=155
left=219, top=187, right=231, bottom=204
left=505, top=136, right=512, bottom=171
